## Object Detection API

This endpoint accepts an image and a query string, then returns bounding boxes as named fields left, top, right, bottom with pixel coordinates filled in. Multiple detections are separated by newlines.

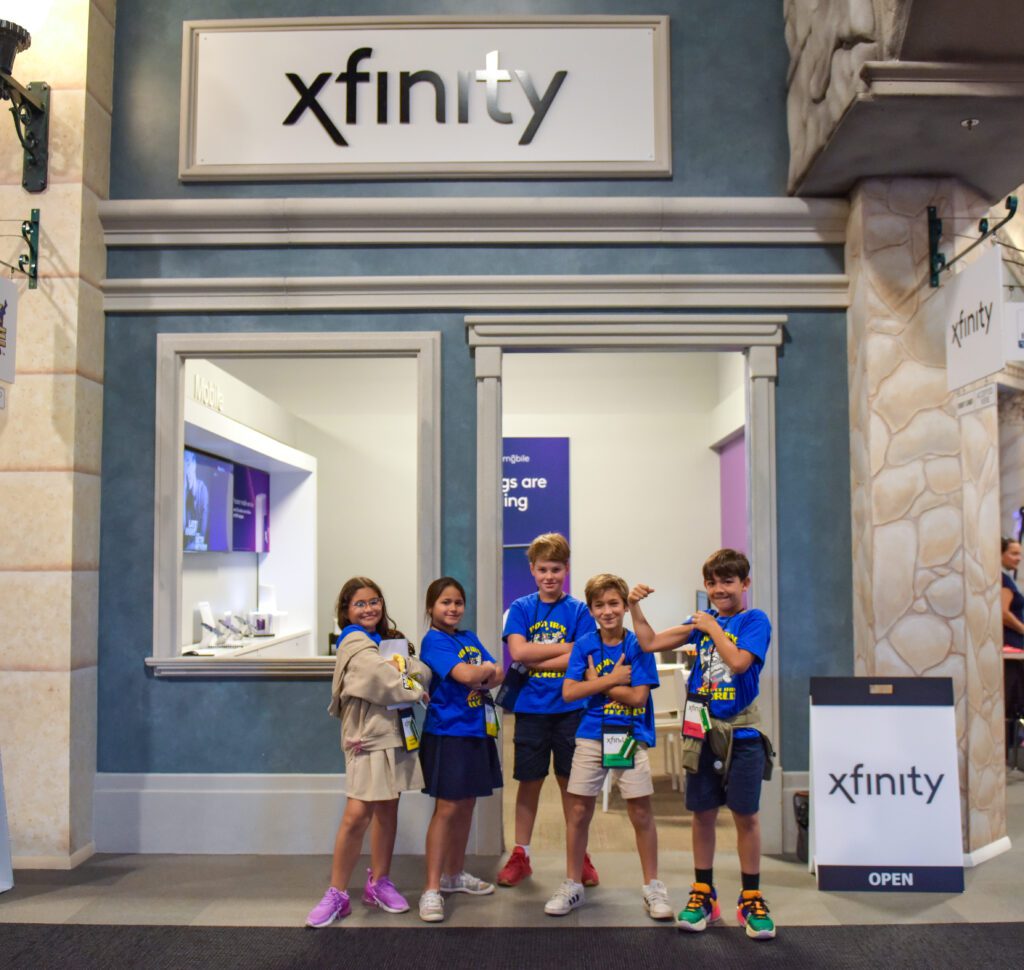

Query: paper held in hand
left=380, top=639, right=420, bottom=710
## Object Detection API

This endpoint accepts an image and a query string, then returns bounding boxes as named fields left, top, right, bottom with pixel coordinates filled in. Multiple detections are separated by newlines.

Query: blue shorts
left=513, top=710, right=583, bottom=781
left=685, top=736, right=765, bottom=816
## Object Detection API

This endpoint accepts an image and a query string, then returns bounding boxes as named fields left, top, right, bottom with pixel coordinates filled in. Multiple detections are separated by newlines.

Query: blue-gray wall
left=99, top=0, right=852, bottom=774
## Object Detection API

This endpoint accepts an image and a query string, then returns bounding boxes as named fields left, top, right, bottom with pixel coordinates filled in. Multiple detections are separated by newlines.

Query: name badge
left=398, top=708, right=420, bottom=752
left=683, top=694, right=711, bottom=740
left=601, top=724, right=636, bottom=768
left=484, top=697, right=500, bottom=738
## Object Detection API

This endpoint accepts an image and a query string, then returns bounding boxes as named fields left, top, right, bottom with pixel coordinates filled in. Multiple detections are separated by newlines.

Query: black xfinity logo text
left=828, top=763, right=944, bottom=805
left=284, top=48, right=567, bottom=147
left=950, top=301, right=994, bottom=348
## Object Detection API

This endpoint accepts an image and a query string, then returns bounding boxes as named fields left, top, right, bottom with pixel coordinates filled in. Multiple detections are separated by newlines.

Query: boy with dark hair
left=543, top=573, right=671, bottom=919
left=629, top=548, right=776, bottom=941
left=496, top=533, right=599, bottom=888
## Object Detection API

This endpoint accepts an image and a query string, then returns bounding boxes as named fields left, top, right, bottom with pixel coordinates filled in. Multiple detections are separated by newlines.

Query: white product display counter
left=183, top=630, right=314, bottom=658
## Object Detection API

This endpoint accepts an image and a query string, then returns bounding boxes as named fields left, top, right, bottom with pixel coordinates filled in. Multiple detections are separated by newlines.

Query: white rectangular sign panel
left=0, top=278, right=18, bottom=385
left=180, top=17, right=671, bottom=180
left=945, top=243, right=1005, bottom=391
left=810, top=677, right=963, bottom=893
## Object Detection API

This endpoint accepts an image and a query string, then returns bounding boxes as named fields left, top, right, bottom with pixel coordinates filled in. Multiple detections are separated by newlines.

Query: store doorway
left=498, top=350, right=748, bottom=856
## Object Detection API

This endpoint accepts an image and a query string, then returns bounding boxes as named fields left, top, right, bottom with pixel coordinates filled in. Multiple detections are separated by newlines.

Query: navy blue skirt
left=420, top=733, right=503, bottom=800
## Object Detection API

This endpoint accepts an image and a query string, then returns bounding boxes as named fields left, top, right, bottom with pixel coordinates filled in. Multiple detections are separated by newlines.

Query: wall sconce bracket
left=0, top=74, right=49, bottom=192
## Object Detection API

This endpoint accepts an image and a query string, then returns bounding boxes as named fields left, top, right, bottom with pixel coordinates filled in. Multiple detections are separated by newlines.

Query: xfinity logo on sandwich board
left=284, top=48, right=567, bottom=147
left=828, top=763, right=944, bottom=805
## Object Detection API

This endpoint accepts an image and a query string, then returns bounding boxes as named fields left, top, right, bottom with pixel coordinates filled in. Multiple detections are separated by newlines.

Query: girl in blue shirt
left=418, top=577, right=504, bottom=923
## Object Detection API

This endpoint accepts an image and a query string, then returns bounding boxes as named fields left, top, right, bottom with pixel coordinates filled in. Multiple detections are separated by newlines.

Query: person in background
left=1001, top=537, right=1024, bottom=650
left=418, top=577, right=504, bottom=923
left=306, top=577, right=430, bottom=928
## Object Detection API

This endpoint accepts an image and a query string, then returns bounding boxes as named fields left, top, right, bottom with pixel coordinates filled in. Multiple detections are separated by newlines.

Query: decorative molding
left=98, top=197, right=849, bottom=247
left=105, top=274, right=849, bottom=314
left=144, top=656, right=335, bottom=679
left=152, top=332, right=441, bottom=664
left=93, top=773, right=500, bottom=855
left=466, top=313, right=787, bottom=350
left=860, top=61, right=1024, bottom=98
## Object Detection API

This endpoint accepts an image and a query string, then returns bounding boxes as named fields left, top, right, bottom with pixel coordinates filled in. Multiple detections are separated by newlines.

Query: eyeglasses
left=353, top=598, right=381, bottom=610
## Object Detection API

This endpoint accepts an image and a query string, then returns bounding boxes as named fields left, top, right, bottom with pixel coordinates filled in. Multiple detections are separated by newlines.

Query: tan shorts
left=345, top=746, right=423, bottom=802
left=566, top=738, right=654, bottom=799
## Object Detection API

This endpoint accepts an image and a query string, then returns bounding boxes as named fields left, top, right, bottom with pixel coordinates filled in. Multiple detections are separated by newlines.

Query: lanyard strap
left=531, top=594, right=565, bottom=638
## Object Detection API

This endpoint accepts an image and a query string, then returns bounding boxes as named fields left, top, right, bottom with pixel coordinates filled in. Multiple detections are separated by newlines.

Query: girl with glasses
left=306, top=576, right=432, bottom=927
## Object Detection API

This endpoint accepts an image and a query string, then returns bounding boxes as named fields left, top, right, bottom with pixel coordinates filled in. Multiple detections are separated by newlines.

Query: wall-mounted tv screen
left=183, top=447, right=233, bottom=552
left=233, top=463, right=270, bottom=552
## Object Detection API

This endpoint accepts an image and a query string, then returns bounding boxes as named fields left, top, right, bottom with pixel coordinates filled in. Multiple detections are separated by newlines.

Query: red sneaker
left=496, top=846, right=532, bottom=887
left=581, top=853, right=600, bottom=887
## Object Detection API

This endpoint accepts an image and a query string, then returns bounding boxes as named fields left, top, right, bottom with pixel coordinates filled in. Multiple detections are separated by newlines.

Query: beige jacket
left=328, top=630, right=432, bottom=753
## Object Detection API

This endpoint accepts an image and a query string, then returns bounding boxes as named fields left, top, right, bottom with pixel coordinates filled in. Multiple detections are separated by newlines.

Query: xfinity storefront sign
left=180, top=17, right=671, bottom=180
left=809, top=677, right=964, bottom=893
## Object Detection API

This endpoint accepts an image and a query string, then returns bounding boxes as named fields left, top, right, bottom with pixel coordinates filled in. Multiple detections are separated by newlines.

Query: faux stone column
left=847, top=177, right=1006, bottom=854
left=0, top=0, right=113, bottom=867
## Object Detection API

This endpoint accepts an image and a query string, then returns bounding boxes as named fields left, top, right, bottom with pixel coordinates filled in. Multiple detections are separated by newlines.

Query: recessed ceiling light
left=961, top=118, right=981, bottom=130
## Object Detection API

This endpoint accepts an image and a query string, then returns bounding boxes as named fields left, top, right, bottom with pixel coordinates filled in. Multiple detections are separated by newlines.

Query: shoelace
left=685, top=888, right=711, bottom=911
left=743, top=894, right=769, bottom=918
left=554, top=880, right=580, bottom=902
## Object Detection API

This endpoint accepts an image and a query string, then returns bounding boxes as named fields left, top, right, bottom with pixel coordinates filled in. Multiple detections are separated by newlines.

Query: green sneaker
left=676, top=882, right=720, bottom=932
left=737, top=890, right=776, bottom=940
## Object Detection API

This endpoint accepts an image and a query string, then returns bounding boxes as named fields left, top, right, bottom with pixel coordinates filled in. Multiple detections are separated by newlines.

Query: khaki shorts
left=345, top=745, right=423, bottom=802
left=566, top=738, right=654, bottom=799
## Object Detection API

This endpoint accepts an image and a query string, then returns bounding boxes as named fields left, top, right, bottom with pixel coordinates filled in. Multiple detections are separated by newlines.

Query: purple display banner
left=502, top=437, right=570, bottom=612
left=184, top=448, right=233, bottom=552
left=233, top=464, right=270, bottom=552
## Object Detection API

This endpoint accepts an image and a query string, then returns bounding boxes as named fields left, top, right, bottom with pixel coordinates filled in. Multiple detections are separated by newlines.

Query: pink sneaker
left=363, top=869, right=410, bottom=913
left=306, top=886, right=350, bottom=927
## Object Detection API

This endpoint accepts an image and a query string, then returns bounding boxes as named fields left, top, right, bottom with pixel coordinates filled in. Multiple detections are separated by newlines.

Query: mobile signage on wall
left=809, top=677, right=964, bottom=893
left=179, top=17, right=671, bottom=181
left=502, top=437, right=570, bottom=610
left=232, top=464, right=270, bottom=553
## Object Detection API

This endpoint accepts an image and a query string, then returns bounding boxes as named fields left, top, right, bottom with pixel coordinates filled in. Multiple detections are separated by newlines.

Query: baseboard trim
left=963, top=835, right=1012, bottom=868
left=13, top=841, right=95, bottom=870
left=93, top=773, right=499, bottom=856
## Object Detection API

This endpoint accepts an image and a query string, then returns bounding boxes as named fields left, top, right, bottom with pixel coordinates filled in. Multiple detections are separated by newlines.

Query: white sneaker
left=544, top=879, right=585, bottom=916
left=418, top=889, right=445, bottom=923
left=440, top=870, right=495, bottom=895
left=643, top=879, right=674, bottom=920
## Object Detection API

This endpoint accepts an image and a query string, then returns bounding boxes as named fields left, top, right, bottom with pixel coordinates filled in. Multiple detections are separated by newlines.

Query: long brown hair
left=424, top=576, right=467, bottom=626
left=336, top=576, right=407, bottom=643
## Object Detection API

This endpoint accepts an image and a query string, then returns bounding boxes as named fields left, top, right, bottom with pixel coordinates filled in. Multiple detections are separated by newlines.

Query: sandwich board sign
left=809, top=677, right=963, bottom=892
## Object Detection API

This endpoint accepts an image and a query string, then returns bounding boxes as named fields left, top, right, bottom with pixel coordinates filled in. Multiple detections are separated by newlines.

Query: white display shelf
left=146, top=630, right=332, bottom=679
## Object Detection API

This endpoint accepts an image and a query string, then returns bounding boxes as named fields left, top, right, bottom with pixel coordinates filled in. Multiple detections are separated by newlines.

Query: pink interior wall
left=719, top=432, right=747, bottom=554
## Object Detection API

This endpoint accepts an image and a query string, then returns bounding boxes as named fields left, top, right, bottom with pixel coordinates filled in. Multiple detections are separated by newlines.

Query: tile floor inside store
left=2, top=769, right=1022, bottom=929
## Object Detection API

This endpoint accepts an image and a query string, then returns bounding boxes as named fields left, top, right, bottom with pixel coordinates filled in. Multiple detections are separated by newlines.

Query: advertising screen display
left=233, top=463, right=270, bottom=552
left=183, top=448, right=233, bottom=552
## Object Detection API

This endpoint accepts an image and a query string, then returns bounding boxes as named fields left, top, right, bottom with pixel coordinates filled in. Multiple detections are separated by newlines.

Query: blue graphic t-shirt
left=686, top=609, right=771, bottom=738
left=502, top=593, right=596, bottom=714
left=421, top=628, right=495, bottom=738
left=566, top=629, right=660, bottom=747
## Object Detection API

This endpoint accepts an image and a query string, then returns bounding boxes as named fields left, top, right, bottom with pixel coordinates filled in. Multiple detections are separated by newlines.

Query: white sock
left=517, top=843, right=531, bottom=858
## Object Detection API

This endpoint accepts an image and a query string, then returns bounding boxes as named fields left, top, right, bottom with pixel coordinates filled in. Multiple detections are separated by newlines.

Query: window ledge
left=145, top=656, right=335, bottom=679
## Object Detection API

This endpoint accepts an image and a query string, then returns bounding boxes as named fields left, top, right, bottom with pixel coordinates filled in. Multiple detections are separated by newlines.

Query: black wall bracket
left=928, top=195, right=1018, bottom=288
